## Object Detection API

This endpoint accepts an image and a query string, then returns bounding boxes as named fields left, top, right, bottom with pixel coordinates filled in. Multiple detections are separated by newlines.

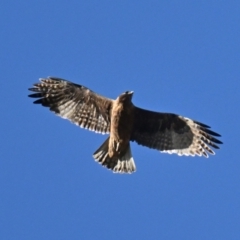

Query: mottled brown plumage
left=29, top=77, right=222, bottom=173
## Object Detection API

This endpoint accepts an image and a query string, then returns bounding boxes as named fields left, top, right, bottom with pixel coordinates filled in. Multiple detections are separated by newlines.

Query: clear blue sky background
left=1, top=1, right=239, bottom=239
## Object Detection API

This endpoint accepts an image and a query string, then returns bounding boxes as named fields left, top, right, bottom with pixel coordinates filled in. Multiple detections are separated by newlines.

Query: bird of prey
left=28, top=77, right=222, bottom=173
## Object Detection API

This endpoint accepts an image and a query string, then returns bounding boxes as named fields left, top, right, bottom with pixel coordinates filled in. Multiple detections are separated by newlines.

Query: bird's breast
left=108, top=103, right=134, bottom=157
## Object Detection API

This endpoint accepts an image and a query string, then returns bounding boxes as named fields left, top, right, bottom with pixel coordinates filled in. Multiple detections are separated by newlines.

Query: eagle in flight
left=29, top=77, right=222, bottom=173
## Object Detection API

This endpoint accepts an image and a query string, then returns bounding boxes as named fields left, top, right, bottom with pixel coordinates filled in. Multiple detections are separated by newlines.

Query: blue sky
left=1, top=1, right=239, bottom=239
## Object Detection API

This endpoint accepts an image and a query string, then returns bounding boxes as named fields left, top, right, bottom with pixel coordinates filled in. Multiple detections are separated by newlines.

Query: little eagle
left=28, top=77, right=222, bottom=173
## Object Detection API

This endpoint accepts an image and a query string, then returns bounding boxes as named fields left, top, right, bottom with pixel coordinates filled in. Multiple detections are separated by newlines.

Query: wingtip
left=32, top=99, right=43, bottom=104
left=194, top=120, right=211, bottom=128
left=28, top=93, right=34, bottom=98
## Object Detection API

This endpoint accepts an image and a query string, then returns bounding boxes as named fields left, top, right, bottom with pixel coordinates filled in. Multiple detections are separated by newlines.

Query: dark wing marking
left=131, top=107, right=222, bottom=157
left=29, top=77, right=113, bottom=134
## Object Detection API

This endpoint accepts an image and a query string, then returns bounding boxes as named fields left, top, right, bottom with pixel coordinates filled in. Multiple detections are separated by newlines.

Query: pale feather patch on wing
left=69, top=102, right=109, bottom=133
left=58, top=100, right=78, bottom=119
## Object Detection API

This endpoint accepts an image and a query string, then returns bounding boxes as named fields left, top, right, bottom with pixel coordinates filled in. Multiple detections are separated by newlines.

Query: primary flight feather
left=28, top=77, right=222, bottom=173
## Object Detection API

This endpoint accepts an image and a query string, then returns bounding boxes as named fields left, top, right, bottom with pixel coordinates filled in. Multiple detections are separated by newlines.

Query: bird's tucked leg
left=93, top=137, right=136, bottom=173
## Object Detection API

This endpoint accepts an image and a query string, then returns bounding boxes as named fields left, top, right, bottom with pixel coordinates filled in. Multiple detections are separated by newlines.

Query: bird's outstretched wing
left=29, top=77, right=113, bottom=134
left=131, top=107, right=222, bottom=157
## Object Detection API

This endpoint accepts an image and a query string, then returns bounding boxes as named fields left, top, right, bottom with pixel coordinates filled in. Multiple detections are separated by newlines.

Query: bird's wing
left=131, top=107, right=222, bottom=157
left=29, top=77, right=113, bottom=134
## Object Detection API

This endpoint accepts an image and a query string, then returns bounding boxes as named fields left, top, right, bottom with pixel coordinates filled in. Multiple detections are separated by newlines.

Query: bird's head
left=117, top=91, right=134, bottom=103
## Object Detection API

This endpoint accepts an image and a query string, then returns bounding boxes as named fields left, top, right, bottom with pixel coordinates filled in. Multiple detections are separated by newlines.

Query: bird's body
left=29, top=77, right=222, bottom=173
left=109, top=92, right=134, bottom=158
left=93, top=91, right=136, bottom=172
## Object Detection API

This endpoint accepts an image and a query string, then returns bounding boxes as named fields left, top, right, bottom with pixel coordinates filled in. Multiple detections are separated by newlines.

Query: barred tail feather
left=93, top=138, right=136, bottom=173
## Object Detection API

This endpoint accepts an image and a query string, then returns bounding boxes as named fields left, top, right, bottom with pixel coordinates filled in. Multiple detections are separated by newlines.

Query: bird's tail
left=93, top=137, right=136, bottom=173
